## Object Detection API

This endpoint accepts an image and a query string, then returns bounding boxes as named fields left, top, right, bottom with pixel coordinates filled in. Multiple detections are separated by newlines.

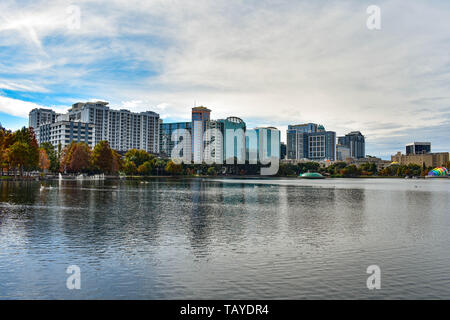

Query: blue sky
left=1, top=0, right=449, bottom=159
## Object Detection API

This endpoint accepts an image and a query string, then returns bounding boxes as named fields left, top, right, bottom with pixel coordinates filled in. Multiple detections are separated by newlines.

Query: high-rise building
left=337, top=131, right=365, bottom=159
left=191, top=106, right=211, bottom=163
left=247, top=127, right=281, bottom=163
left=160, top=121, right=192, bottom=158
left=107, top=109, right=160, bottom=153
left=29, top=108, right=58, bottom=130
left=30, top=101, right=160, bottom=154
left=66, top=101, right=160, bottom=153
left=336, top=144, right=351, bottom=161
left=307, top=130, right=336, bottom=161
left=35, top=120, right=95, bottom=150
left=287, top=123, right=336, bottom=161
left=406, top=142, right=431, bottom=155
left=67, top=101, right=110, bottom=145
left=280, top=142, right=287, bottom=160
left=219, top=117, right=246, bottom=163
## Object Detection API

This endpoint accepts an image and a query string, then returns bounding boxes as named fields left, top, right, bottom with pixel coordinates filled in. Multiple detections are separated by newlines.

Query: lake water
left=0, top=178, right=449, bottom=299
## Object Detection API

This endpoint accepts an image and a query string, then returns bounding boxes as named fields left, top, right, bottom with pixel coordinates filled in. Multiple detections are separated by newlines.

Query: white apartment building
left=36, top=121, right=95, bottom=150
left=29, top=108, right=58, bottom=130
left=30, top=101, right=160, bottom=153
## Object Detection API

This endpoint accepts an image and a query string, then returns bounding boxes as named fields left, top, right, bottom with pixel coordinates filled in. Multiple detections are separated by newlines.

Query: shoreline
left=1, top=175, right=447, bottom=181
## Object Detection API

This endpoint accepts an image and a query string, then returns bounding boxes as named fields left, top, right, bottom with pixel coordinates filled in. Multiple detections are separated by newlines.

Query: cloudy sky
left=0, top=0, right=449, bottom=158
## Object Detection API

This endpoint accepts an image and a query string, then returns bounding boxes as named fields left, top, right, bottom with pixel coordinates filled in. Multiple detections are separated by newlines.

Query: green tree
left=154, top=159, right=167, bottom=175
left=137, top=161, right=153, bottom=175
left=340, top=164, right=360, bottom=177
left=7, top=141, right=29, bottom=176
left=40, top=142, right=59, bottom=172
left=124, top=149, right=153, bottom=167
left=122, top=160, right=137, bottom=175
left=207, top=167, right=217, bottom=176
left=298, top=161, right=320, bottom=174
left=10, top=127, right=40, bottom=172
left=165, top=160, right=183, bottom=175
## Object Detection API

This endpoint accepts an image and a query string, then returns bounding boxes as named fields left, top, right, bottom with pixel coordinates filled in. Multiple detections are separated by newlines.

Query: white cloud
left=0, top=0, right=449, bottom=156
left=0, top=96, right=45, bottom=117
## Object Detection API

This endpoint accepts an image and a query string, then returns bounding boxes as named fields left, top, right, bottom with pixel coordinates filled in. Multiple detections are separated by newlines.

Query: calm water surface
left=0, top=178, right=449, bottom=299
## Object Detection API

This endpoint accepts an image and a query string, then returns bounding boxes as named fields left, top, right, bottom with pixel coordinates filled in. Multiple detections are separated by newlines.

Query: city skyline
left=1, top=0, right=450, bottom=159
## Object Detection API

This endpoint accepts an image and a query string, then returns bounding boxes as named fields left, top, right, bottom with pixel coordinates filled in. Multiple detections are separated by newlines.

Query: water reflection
left=0, top=178, right=449, bottom=299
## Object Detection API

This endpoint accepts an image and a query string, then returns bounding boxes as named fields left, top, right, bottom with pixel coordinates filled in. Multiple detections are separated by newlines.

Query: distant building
left=160, top=121, right=192, bottom=158
left=406, top=142, right=431, bottom=155
left=107, top=109, right=160, bottom=153
left=246, top=127, right=281, bottom=162
left=66, top=101, right=159, bottom=153
left=336, top=144, right=351, bottom=161
left=280, top=142, right=287, bottom=160
left=391, top=152, right=449, bottom=168
left=287, top=123, right=336, bottom=161
left=219, top=117, right=246, bottom=163
left=29, top=108, right=58, bottom=130
left=191, top=106, right=211, bottom=163
left=68, top=101, right=109, bottom=146
left=35, top=120, right=95, bottom=150
left=348, top=156, right=392, bottom=170
left=337, top=131, right=365, bottom=159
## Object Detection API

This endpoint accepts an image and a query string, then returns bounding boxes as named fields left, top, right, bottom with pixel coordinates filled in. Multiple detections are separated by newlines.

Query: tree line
left=278, top=161, right=449, bottom=177
left=1, top=126, right=448, bottom=178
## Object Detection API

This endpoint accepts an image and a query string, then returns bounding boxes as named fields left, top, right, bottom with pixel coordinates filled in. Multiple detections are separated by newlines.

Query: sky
left=0, top=0, right=449, bottom=159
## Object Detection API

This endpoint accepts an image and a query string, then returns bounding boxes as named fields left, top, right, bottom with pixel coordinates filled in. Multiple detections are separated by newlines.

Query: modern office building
left=219, top=117, right=246, bottom=163
left=204, top=120, right=224, bottom=164
left=29, top=108, right=58, bottom=130
left=287, top=123, right=336, bottom=161
left=247, top=127, right=281, bottom=163
left=191, top=106, right=211, bottom=163
left=337, top=131, right=365, bottom=159
left=160, top=121, right=192, bottom=158
left=280, top=142, right=287, bottom=160
left=35, top=120, right=95, bottom=150
left=336, top=144, right=351, bottom=161
left=406, top=142, right=431, bottom=155
left=307, top=130, right=336, bottom=161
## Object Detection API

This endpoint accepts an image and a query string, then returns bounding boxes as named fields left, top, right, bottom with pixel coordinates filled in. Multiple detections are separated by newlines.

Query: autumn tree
left=0, top=127, right=11, bottom=175
left=69, top=143, right=91, bottom=173
left=91, top=141, right=114, bottom=173
left=7, top=141, right=29, bottom=176
left=39, top=148, right=50, bottom=172
left=40, top=142, right=59, bottom=172
left=165, top=160, right=183, bottom=175
left=111, top=150, right=123, bottom=173
left=60, top=142, right=91, bottom=173
left=137, top=161, right=153, bottom=175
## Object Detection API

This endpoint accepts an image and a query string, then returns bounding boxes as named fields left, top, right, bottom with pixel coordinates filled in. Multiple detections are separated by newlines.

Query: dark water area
left=0, top=178, right=449, bottom=299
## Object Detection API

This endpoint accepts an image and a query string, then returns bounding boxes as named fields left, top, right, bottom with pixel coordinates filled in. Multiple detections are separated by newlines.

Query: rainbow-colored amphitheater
left=427, top=167, right=449, bottom=177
